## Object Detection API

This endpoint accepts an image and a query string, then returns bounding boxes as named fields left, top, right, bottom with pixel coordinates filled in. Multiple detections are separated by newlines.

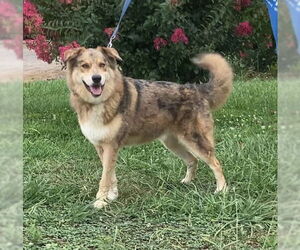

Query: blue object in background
left=264, top=0, right=278, bottom=50
left=286, top=0, right=300, bottom=54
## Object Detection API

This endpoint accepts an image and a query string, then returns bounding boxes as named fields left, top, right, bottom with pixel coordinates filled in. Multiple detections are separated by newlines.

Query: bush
left=24, top=0, right=277, bottom=82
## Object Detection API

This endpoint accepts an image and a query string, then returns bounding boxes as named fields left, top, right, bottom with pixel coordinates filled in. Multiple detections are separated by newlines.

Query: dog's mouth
left=83, top=80, right=104, bottom=97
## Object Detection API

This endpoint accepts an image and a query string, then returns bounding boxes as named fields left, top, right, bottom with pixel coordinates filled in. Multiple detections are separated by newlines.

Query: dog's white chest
left=80, top=121, right=109, bottom=144
left=79, top=115, right=122, bottom=145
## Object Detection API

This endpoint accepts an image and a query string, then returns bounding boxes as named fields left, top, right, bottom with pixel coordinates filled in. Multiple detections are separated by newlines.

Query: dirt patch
left=24, top=45, right=66, bottom=82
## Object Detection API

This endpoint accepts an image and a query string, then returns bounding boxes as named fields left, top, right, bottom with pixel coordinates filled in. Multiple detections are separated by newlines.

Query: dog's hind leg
left=160, top=134, right=198, bottom=184
left=177, top=131, right=227, bottom=193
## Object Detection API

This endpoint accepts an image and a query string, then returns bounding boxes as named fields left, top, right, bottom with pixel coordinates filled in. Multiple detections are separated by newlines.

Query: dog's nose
left=92, top=74, right=102, bottom=84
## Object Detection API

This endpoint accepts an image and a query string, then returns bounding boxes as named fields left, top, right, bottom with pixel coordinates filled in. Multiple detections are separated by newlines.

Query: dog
left=64, top=47, right=233, bottom=209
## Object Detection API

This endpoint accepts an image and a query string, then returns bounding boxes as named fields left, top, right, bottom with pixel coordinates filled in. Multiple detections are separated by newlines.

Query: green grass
left=24, top=79, right=277, bottom=249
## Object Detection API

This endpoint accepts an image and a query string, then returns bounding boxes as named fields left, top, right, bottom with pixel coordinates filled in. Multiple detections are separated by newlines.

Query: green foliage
left=32, top=0, right=277, bottom=81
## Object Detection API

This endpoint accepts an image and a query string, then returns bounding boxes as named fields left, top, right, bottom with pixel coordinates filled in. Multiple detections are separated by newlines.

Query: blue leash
left=107, top=0, right=132, bottom=47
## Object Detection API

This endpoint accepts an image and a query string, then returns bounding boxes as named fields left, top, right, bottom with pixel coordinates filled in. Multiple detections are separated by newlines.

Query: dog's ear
left=64, top=47, right=85, bottom=62
left=97, top=46, right=122, bottom=62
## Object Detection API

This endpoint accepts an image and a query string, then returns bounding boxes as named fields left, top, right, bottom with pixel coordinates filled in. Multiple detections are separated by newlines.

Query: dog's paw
left=107, top=188, right=118, bottom=201
left=214, top=183, right=228, bottom=194
left=93, top=199, right=108, bottom=209
left=181, top=177, right=192, bottom=184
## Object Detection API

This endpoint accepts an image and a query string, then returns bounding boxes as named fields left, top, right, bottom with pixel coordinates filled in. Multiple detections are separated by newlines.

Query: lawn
left=24, top=78, right=277, bottom=249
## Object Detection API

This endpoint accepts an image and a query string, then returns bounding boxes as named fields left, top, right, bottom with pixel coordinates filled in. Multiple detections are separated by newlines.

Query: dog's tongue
left=90, top=85, right=102, bottom=96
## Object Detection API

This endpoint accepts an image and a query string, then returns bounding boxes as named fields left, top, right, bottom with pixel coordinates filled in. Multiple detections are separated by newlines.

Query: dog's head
left=65, top=47, right=122, bottom=104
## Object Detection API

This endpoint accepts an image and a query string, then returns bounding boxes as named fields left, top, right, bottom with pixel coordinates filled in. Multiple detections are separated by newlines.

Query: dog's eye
left=81, top=64, right=90, bottom=69
left=99, top=63, right=106, bottom=68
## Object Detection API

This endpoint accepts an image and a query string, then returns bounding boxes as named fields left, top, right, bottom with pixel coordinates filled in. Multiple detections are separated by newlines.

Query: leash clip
left=107, top=40, right=113, bottom=48
left=107, top=34, right=116, bottom=48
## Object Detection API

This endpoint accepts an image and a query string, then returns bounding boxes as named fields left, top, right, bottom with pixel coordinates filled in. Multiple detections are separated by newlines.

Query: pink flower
left=170, top=0, right=180, bottom=6
left=235, top=21, right=253, bottom=37
left=234, top=0, right=252, bottom=11
left=153, top=37, right=168, bottom=51
left=265, top=35, right=273, bottom=48
left=25, top=35, right=53, bottom=63
left=171, top=28, right=189, bottom=44
left=267, top=41, right=273, bottom=48
left=240, top=0, right=252, bottom=7
left=104, top=27, right=114, bottom=37
left=58, top=0, right=73, bottom=4
left=23, top=0, right=44, bottom=38
left=239, top=51, right=248, bottom=58
left=234, top=5, right=241, bottom=11
left=58, top=41, right=81, bottom=61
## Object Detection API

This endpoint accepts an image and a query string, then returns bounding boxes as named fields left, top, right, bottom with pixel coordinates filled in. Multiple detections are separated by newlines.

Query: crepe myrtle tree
left=24, top=0, right=276, bottom=82
left=0, top=0, right=22, bottom=59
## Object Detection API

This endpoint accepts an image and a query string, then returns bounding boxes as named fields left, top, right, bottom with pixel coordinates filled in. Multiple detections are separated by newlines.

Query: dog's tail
left=192, top=53, right=233, bottom=110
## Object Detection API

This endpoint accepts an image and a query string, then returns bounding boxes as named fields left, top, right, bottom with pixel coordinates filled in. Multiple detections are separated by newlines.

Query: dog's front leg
left=93, top=143, right=118, bottom=209
left=95, top=145, right=104, bottom=164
